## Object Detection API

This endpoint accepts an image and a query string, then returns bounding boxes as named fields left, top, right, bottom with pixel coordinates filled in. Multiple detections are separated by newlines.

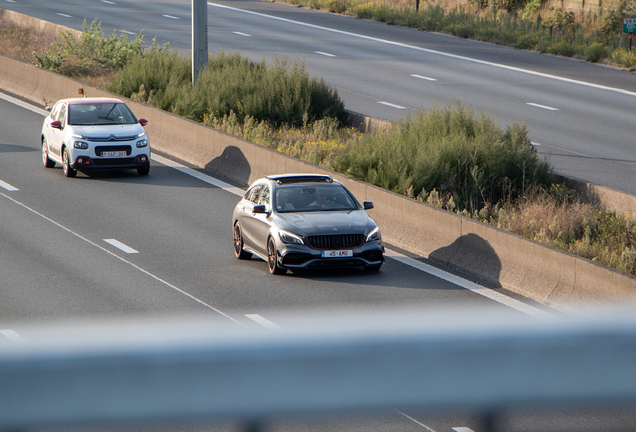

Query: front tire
left=137, top=166, right=150, bottom=176
left=42, top=139, right=55, bottom=168
left=233, top=222, right=252, bottom=260
left=62, top=148, right=77, bottom=178
left=267, top=237, right=286, bottom=275
left=364, top=264, right=382, bottom=272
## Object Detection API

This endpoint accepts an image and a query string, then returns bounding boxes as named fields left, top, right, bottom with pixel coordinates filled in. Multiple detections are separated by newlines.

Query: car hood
left=276, top=210, right=375, bottom=236
left=71, top=124, right=144, bottom=138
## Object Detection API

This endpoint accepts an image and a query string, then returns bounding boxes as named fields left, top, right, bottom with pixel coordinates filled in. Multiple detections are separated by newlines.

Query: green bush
left=34, top=19, right=148, bottom=77
left=109, top=50, right=346, bottom=128
left=611, top=47, right=636, bottom=70
left=331, top=102, right=551, bottom=212
left=586, top=42, right=607, bottom=62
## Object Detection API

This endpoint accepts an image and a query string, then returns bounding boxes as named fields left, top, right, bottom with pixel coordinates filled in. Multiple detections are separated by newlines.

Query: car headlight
left=136, top=132, right=146, bottom=139
left=72, top=133, right=87, bottom=140
left=136, top=139, right=148, bottom=148
left=73, top=141, right=89, bottom=149
left=366, top=226, right=381, bottom=243
left=279, top=230, right=304, bottom=245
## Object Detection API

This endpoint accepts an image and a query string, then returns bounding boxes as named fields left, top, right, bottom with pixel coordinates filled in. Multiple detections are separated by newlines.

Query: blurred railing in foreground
left=1, top=306, right=636, bottom=432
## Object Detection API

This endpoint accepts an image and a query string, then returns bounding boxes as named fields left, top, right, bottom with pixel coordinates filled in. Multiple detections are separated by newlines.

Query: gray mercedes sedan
left=232, top=174, right=384, bottom=275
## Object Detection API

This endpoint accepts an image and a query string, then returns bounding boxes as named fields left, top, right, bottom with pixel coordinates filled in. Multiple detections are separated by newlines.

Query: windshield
left=275, top=185, right=359, bottom=213
left=68, top=103, right=137, bottom=126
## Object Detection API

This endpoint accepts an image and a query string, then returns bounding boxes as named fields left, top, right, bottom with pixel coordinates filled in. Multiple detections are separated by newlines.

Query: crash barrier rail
left=2, top=308, right=636, bottom=432
left=2, top=9, right=636, bottom=313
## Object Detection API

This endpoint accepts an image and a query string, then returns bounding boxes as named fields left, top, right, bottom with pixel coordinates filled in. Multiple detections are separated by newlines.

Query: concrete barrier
left=2, top=9, right=636, bottom=313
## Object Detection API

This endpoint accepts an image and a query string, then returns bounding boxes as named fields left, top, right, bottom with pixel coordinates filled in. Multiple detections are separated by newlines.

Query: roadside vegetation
left=276, top=0, right=636, bottom=70
left=2, top=15, right=636, bottom=276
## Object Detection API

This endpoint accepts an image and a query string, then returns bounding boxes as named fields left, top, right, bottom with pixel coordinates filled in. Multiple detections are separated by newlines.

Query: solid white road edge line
left=384, top=249, right=552, bottom=319
left=151, top=154, right=245, bottom=196
left=453, top=428, right=476, bottom=432
left=104, top=239, right=139, bottom=254
left=245, top=314, right=284, bottom=331
left=0, top=180, right=18, bottom=191
left=208, top=2, right=636, bottom=98
left=0, top=91, right=49, bottom=116
left=394, top=410, right=437, bottom=431
left=232, top=31, right=252, bottom=36
left=152, top=155, right=553, bottom=318
left=0, top=329, right=26, bottom=343
left=162, top=15, right=179, bottom=19
left=0, top=191, right=248, bottom=329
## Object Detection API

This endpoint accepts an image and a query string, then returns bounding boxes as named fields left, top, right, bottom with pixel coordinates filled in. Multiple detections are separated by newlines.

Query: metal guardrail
left=2, top=306, right=636, bottom=431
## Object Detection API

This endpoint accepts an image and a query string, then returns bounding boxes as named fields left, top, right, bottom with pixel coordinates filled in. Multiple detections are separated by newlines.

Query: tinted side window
left=259, top=186, right=270, bottom=207
left=247, top=185, right=263, bottom=204
left=50, top=103, right=62, bottom=121
left=58, top=105, right=67, bottom=127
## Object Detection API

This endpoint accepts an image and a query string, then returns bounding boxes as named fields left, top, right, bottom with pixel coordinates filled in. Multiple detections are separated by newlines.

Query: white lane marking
left=0, top=180, right=18, bottom=191
left=118, top=30, right=136, bottom=35
left=411, top=74, right=438, bottom=81
left=232, top=31, right=252, bottom=37
left=4, top=0, right=17, bottom=3
left=209, top=2, right=636, bottom=98
left=0, top=91, right=49, bottom=115
left=162, top=14, right=179, bottom=19
left=395, top=410, right=437, bottom=431
left=531, top=141, right=541, bottom=146
left=56, top=13, right=72, bottom=18
left=378, top=101, right=406, bottom=109
left=0, top=191, right=248, bottom=328
left=104, top=239, right=139, bottom=254
left=527, top=102, right=559, bottom=111
left=101, top=0, right=116, bottom=4
left=385, top=250, right=552, bottom=318
left=0, top=330, right=26, bottom=343
left=151, top=154, right=245, bottom=196
left=314, top=51, right=337, bottom=57
left=453, top=428, right=476, bottom=432
left=245, top=314, right=283, bottom=331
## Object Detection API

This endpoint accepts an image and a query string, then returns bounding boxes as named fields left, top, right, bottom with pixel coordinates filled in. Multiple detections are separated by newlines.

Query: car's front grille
left=89, top=135, right=137, bottom=142
left=91, top=157, right=137, bottom=166
left=306, top=234, right=364, bottom=250
left=94, top=145, right=132, bottom=156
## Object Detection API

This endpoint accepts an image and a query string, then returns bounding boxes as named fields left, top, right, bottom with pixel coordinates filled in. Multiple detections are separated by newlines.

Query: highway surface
left=1, top=1, right=635, bottom=430
left=2, top=0, right=636, bottom=196
left=0, top=91, right=557, bottom=431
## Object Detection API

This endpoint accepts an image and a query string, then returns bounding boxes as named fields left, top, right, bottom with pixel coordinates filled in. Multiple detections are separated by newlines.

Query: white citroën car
left=41, top=96, right=150, bottom=177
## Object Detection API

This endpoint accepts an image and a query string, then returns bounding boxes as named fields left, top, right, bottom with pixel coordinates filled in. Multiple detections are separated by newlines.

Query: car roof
left=266, top=174, right=334, bottom=185
left=58, top=97, right=124, bottom=105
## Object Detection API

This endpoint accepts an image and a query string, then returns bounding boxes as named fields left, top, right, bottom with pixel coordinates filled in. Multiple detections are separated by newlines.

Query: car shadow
left=0, top=143, right=38, bottom=153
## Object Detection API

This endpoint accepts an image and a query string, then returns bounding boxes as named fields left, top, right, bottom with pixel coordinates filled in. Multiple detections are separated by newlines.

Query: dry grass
left=0, top=18, right=61, bottom=63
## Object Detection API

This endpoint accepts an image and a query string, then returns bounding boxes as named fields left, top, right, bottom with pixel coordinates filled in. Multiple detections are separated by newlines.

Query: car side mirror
left=253, top=205, right=268, bottom=214
left=363, top=201, right=374, bottom=210
left=50, top=120, right=62, bottom=129
left=139, top=118, right=148, bottom=126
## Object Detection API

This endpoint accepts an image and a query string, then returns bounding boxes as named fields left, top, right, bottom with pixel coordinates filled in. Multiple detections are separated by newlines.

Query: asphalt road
left=2, top=0, right=636, bottom=196
left=0, top=92, right=559, bottom=432
left=1, top=1, right=636, bottom=429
